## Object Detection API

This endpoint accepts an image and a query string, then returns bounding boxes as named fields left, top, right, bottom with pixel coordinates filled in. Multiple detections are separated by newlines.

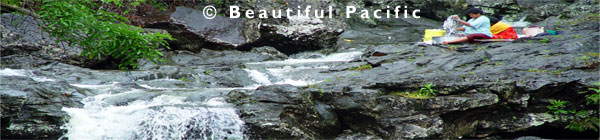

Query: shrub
left=392, top=83, right=437, bottom=99
left=547, top=83, right=600, bottom=132
left=348, top=64, right=373, bottom=71
left=7, top=0, right=175, bottom=69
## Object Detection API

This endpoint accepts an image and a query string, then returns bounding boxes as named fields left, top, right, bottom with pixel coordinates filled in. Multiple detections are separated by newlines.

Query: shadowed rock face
left=143, top=5, right=343, bottom=54
left=1, top=0, right=599, bottom=139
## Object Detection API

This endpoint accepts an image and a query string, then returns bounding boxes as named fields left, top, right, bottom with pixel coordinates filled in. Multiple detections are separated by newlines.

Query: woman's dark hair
left=465, top=8, right=484, bottom=15
left=489, top=17, right=499, bottom=25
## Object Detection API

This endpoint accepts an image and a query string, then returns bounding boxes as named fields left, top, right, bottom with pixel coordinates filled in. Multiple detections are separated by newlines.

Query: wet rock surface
left=0, top=75, right=85, bottom=139
left=2, top=0, right=599, bottom=139
left=223, top=21, right=598, bottom=139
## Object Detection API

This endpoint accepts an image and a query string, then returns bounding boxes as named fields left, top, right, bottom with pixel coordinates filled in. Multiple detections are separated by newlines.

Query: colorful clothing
left=490, top=22, right=518, bottom=39
left=463, top=16, right=493, bottom=38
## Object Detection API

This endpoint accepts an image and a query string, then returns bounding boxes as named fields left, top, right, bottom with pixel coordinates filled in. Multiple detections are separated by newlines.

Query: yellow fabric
left=490, top=22, right=511, bottom=35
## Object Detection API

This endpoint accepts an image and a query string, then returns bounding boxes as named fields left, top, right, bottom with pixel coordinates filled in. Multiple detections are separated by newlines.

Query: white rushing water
left=62, top=89, right=245, bottom=140
left=60, top=50, right=362, bottom=139
left=245, top=51, right=362, bottom=86
left=0, top=68, right=56, bottom=82
left=246, top=51, right=362, bottom=65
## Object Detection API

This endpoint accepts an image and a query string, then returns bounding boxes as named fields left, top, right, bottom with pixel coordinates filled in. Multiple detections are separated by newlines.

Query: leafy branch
left=3, top=0, right=174, bottom=70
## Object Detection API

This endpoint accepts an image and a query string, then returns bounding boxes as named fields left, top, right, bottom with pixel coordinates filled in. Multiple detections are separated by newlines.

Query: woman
left=442, top=8, right=492, bottom=45
left=489, top=17, right=518, bottom=39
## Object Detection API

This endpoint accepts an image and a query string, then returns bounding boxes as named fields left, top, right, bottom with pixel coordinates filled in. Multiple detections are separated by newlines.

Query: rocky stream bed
left=1, top=0, right=599, bottom=139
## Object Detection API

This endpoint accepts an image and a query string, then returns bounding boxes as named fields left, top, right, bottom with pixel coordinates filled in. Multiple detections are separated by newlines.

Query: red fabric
left=492, top=27, right=518, bottom=39
left=467, top=33, right=492, bottom=43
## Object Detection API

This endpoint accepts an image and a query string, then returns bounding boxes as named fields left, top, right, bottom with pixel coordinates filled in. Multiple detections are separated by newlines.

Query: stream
left=29, top=49, right=364, bottom=139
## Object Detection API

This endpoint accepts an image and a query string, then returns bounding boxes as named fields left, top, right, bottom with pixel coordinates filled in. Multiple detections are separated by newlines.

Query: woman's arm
left=452, top=16, right=472, bottom=27
left=456, top=27, right=465, bottom=31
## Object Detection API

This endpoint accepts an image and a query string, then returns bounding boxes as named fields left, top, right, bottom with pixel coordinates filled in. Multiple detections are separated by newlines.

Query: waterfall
left=60, top=50, right=362, bottom=139
left=61, top=90, right=245, bottom=140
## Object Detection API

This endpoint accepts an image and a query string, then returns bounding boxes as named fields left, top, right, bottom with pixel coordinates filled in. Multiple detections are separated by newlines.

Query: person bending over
left=489, top=17, right=518, bottom=39
left=442, top=8, right=492, bottom=45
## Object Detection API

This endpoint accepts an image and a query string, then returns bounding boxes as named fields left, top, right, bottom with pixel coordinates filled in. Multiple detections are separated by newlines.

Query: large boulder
left=0, top=13, right=103, bottom=68
left=151, top=6, right=261, bottom=52
left=139, top=0, right=345, bottom=54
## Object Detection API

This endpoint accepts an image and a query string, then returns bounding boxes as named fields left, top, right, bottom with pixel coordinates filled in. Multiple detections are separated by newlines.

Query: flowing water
left=48, top=49, right=365, bottom=139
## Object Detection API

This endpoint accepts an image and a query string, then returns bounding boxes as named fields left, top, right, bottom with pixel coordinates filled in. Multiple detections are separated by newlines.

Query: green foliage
left=528, top=69, right=547, bottom=73
left=566, top=85, right=600, bottom=132
left=348, top=64, right=373, bottom=71
left=418, top=83, right=436, bottom=96
left=551, top=70, right=564, bottom=75
left=566, top=117, right=599, bottom=132
left=179, top=77, right=190, bottom=82
left=546, top=100, right=569, bottom=115
left=546, top=84, right=600, bottom=132
left=586, top=86, right=600, bottom=105
left=392, top=83, right=437, bottom=99
left=101, top=0, right=146, bottom=7
left=395, top=49, right=402, bottom=54
left=36, top=0, right=173, bottom=69
left=204, top=70, right=212, bottom=75
left=539, top=38, right=550, bottom=43
left=577, top=55, right=591, bottom=61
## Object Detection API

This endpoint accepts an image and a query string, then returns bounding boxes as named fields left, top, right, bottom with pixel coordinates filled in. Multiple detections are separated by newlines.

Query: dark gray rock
left=158, top=7, right=260, bottom=51
left=0, top=13, right=103, bottom=68
left=0, top=75, right=86, bottom=139
left=251, top=46, right=288, bottom=60
left=226, top=85, right=342, bottom=139
left=144, top=4, right=345, bottom=54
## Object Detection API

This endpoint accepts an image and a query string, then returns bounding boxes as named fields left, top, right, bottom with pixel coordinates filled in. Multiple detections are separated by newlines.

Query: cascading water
left=61, top=87, right=245, bottom=140
left=58, top=50, right=363, bottom=139
left=244, top=51, right=363, bottom=87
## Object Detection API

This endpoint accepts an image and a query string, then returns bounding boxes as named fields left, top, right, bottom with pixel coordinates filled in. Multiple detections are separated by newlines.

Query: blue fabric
left=463, top=16, right=492, bottom=37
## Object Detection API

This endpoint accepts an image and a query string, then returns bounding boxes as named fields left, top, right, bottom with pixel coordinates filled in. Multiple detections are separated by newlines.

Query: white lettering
left=272, top=9, right=282, bottom=18
left=230, top=6, right=240, bottom=18
left=305, top=6, right=311, bottom=18
left=245, top=10, right=254, bottom=18
left=258, top=10, right=268, bottom=18
left=360, top=9, right=369, bottom=19
left=328, top=6, right=333, bottom=18
left=413, top=9, right=421, bottom=18
left=346, top=6, right=356, bottom=18
left=374, top=9, right=381, bottom=18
